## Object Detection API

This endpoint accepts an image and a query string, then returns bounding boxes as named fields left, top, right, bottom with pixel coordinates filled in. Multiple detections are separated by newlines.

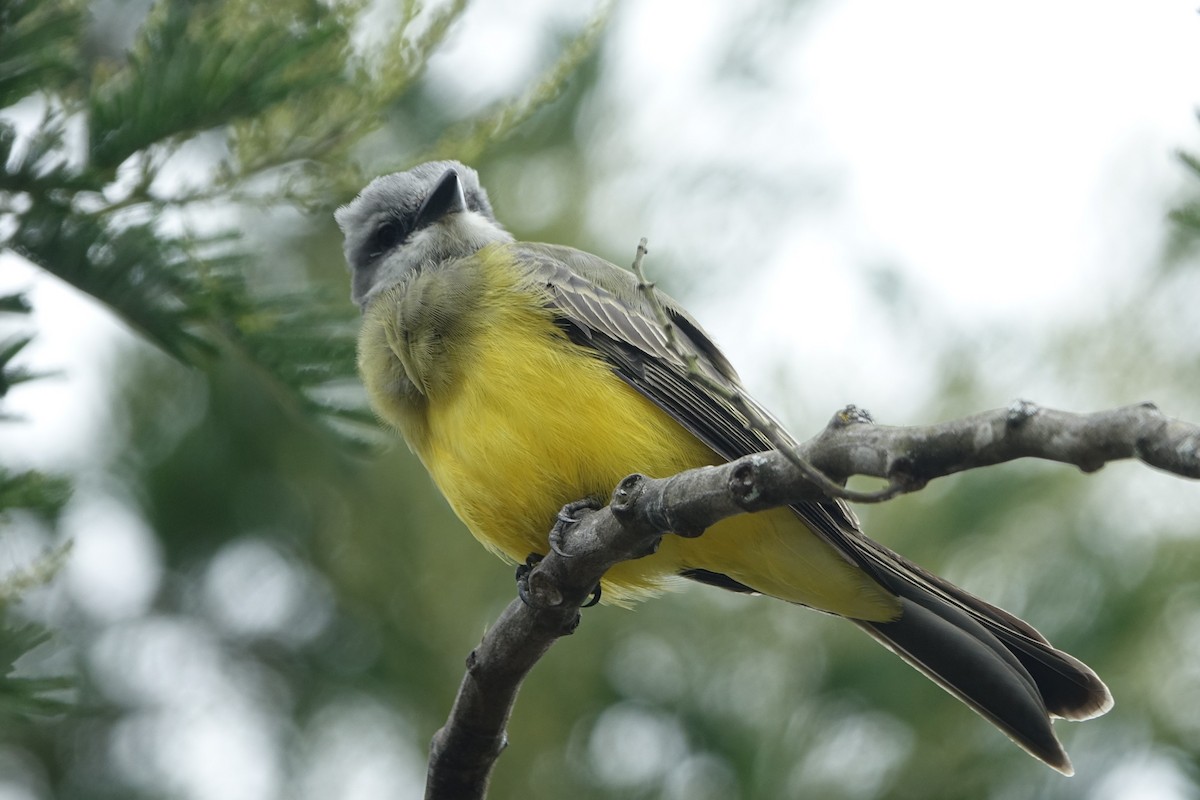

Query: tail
left=680, top=537, right=1113, bottom=772
left=853, top=545, right=1113, bottom=775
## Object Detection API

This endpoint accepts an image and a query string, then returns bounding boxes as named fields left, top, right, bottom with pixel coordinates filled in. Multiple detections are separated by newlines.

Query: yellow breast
left=359, top=250, right=898, bottom=617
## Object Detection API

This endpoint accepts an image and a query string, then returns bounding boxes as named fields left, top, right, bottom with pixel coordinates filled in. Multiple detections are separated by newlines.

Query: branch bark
left=424, top=400, right=1200, bottom=799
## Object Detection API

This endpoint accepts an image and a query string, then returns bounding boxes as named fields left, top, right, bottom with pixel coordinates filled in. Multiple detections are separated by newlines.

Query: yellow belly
left=411, top=297, right=896, bottom=619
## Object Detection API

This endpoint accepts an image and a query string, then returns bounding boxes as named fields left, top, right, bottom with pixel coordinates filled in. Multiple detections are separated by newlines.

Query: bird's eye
left=367, top=219, right=407, bottom=260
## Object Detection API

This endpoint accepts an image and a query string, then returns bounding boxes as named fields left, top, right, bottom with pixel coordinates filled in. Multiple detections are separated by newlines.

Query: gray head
left=336, top=161, right=513, bottom=310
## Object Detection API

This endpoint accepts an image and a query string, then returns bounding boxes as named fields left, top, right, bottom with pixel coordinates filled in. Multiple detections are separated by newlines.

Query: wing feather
left=510, top=242, right=1111, bottom=723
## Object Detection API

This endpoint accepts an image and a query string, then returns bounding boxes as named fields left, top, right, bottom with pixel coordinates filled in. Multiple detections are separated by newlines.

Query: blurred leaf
left=1161, top=145, right=1200, bottom=270
left=0, top=335, right=36, bottom=399
left=0, top=0, right=82, bottom=109
left=0, top=468, right=71, bottom=519
left=0, top=292, right=33, bottom=314
left=12, top=197, right=211, bottom=360
left=88, top=0, right=351, bottom=173
left=0, top=543, right=73, bottom=720
left=1, top=0, right=600, bottom=448
left=424, top=3, right=611, bottom=164
left=0, top=622, right=72, bottom=719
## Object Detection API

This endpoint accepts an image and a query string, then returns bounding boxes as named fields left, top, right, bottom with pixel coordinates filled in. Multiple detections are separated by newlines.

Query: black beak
left=414, top=168, right=467, bottom=229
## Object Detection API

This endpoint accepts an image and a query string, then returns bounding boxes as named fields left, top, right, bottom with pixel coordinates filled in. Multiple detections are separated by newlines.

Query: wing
left=510, top=242, right=878, bottom=567
left=509, top=243, right=1112, bottom=728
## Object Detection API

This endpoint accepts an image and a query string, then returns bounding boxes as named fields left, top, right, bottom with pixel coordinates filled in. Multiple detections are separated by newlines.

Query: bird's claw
left=515, top=553, right=543, bottom=607
left=514, top=552, right=602, bottom=609
left=549, top=497, right=604, bottom=557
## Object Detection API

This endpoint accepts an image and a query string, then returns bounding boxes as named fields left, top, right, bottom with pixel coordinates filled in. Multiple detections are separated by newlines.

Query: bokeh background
left=3, top=1, right=1200, bottom=798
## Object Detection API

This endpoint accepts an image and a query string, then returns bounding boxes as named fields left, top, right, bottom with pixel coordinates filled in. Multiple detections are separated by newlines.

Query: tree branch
left=425, top=399, right=1200, bottom=798
left=805, top=400, right=1200, bottom=490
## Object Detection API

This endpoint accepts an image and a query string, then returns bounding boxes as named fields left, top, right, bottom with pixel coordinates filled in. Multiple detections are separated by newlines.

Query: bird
left=337, top=160, right=1112, bottom=774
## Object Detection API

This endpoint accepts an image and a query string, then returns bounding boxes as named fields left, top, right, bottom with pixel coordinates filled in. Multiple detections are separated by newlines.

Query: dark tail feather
left=679, top=542, right=1113, bottom=772
left=855, top=563, right=1113, bottom=775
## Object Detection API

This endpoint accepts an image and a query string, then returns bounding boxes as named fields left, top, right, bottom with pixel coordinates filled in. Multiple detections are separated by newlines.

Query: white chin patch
left=446, top=210, right=514, bottom=251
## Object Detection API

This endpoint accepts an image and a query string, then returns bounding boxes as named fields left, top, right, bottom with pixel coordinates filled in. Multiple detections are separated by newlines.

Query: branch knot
left=832, top=404, right=874, bottom=427
left=1006, top=398, right=1040, bottom=427
left=611, top=474, right=646, bottom=519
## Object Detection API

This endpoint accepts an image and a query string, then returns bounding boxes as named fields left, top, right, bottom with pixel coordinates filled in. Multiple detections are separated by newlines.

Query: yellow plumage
left=360, top=245, right=898, bottom=616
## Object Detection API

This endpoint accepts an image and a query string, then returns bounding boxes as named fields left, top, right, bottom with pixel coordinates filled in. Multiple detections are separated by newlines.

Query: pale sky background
left=2, top=1, right=1199, bottom=798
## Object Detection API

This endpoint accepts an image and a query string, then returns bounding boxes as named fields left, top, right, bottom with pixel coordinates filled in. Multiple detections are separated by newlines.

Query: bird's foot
left=548, top=496, right=604, bottom=557
left=514, top=552, right=602, bottom=609
left=515, top=553, right=544, bottom=607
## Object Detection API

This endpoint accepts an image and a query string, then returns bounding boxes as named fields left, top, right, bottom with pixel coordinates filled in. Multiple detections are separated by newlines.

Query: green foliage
left=0, top=1, right=606, bottom=795
left=0, top=620, right=72, bottom=718
left=0, top=292, right=70, bottom=518
left=0, top=473, right=72, bottom=722
left=1, top=0, right=605, bottom=440
left=0, top=0, right=82, bottom=109
left=3, top=0, right=377, bottom=421
left=0, top=468, right=71, bottom=519
left=0, top=326, right=39, bottom=407
left=1162, top=139, right=1200, bottom=269
left=424, top=5, right=611, bottom=164
left=0, top=288, right=72, bottom=724
left=88, top=0, right=349, bottom=174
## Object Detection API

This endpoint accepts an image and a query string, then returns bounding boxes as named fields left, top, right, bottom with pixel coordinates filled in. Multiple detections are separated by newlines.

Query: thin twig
left=631, top=241, right=908, bottom=502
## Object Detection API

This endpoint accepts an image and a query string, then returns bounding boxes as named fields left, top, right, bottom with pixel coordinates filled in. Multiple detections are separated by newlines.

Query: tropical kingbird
left=338, top=160, right=1112, bottom=774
